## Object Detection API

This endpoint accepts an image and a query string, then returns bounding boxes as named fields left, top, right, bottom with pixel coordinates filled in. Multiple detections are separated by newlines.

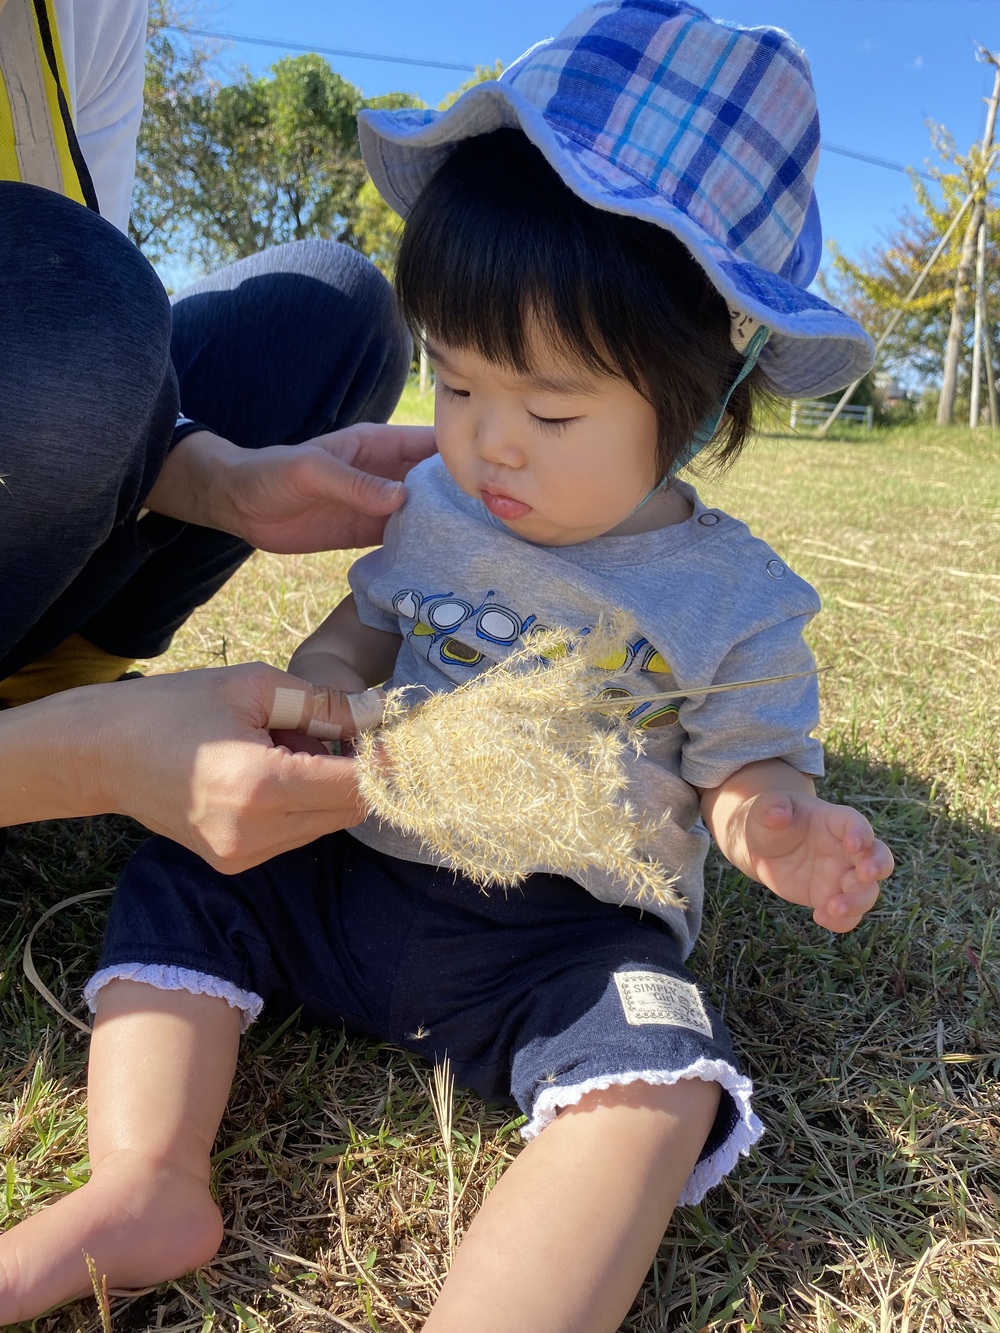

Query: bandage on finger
left=266, top=683, right=386, bottom=741
left=346, top=687, right=387, bottom=734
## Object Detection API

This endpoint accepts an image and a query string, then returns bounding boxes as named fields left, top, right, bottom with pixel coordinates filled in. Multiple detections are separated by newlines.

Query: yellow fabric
left=0, top=0, right=91, bottom=206
left=34, top=0, right=82, bottom=200
left=0, top=635, right=134, bottom=706
left=0, top=58, right=16, bottom=167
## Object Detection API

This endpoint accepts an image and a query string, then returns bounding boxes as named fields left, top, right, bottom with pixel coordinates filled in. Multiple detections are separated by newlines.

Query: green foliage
left=202, top=54, right=365, bottom=258
left=438, top=60, right=504, bottom=112
left=130, top=0, right=215, bottom=259
left=135, top=6, right=371, bottom=268
left=173, top=53, right=366, bottom=266
left=134, top=12, right=505, bottom=279
left=351, top=177, right=405, bottom=278
left=821, top=122, right=1000, bottom=387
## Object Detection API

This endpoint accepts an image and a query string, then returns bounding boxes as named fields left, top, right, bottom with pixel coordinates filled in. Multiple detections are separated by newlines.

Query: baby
left=0, top=4, right=893, bottom=1330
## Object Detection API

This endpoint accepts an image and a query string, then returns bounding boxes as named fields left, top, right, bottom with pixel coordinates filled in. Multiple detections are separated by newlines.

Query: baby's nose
left=476, top=420, right=526, bottom=467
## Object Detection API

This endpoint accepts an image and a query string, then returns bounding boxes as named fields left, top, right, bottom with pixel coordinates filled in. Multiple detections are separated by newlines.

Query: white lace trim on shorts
left=523, top=1058, right=763, bottom=1207
left=83, top=964, right=264, bottom=1033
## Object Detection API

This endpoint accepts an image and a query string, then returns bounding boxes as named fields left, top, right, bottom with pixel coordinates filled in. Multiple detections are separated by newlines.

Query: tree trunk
left=938, top=57, right=1000, bottom=425
left=937, top=198, right=983, bottom=425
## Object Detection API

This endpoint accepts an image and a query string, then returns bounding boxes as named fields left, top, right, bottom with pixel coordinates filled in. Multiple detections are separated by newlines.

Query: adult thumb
left=328, top=459, right=405, bottom=514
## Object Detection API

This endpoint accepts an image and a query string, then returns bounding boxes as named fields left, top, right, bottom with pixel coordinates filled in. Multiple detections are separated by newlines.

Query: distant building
left=875, top=372, right=911, bottom=408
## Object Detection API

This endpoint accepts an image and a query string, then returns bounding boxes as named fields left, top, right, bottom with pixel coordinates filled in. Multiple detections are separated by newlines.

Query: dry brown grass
left=1, top=412, right=998, bottom=1331
left=356, top=619, right=684, bottom=907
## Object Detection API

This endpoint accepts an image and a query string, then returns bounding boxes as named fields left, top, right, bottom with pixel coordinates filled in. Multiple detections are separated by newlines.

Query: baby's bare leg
left=0, top=980, right=241, bottom=1325
left=425, top=1077, right=721, bottom=1333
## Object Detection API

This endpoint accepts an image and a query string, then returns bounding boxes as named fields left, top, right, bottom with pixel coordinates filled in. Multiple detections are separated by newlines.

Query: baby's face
left=426, top=334, right=661, bottom=547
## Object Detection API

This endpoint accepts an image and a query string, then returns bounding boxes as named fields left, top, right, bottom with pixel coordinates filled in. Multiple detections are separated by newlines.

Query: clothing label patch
left=613, top=971, right=713, bottom=1036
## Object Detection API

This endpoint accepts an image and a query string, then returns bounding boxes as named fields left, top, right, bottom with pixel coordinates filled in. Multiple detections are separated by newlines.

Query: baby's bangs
left=394, top=134, right=628, bottom=383
left=394, top=128, right=760, bottom=476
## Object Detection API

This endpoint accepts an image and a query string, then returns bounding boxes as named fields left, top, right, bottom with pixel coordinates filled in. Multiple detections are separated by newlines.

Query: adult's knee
left=170, top=239, right=412, bottom=448
left=297, top=238, right=413, bottom=427
left=0, top=184, right=177, bottom=519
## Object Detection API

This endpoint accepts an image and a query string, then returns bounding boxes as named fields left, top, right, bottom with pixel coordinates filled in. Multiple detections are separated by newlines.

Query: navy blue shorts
left=88, top=833, right=761, bottom=1204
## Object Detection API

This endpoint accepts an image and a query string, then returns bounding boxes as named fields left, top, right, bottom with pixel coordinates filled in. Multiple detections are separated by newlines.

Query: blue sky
left=201, top=0, right=1000, bottom=267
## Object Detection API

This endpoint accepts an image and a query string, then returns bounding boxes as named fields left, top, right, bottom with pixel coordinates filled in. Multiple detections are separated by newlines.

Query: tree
left=135, top=7, right=369, bottom=268
left=438, top=61, right=504, bottom=112
left=130, top=0, right=215, bottom=261
left=822, top=121, right=1000, bottom=408
left=350, top=65, right=504, bottom=282
left=175, top=55, right=367, bottom=266
left=134, top=16, right=504, bottom=280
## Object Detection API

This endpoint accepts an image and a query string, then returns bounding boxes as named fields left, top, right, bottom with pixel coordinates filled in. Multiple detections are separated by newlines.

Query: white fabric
left=523, top=1059, right=764, bottom=1207
left=53, top=0, right=147, bottom=231
left=84, top=962, right=264, bottom=1032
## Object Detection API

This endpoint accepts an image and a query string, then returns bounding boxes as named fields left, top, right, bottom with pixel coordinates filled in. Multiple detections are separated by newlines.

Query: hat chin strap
left=632, top=324, right=771, bottom=514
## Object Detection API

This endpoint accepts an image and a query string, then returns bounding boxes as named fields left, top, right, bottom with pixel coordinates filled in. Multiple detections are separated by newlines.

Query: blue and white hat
left=359, top=0, right=874, bottom=399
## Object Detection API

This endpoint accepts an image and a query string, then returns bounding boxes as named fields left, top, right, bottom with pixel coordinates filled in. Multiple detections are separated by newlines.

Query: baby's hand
left=742, top=791, right=893, bottom=932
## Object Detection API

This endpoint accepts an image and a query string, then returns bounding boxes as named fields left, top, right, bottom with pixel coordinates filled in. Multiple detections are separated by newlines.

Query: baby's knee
left=565, top=1076, right=721, bottom=1119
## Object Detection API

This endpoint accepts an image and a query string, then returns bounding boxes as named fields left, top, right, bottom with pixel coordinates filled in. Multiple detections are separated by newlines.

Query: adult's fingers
left=264, top=678, right=386, bottom=742
left=308, top=451, right=407, bottom=513
left=324, top=423, right=437, bottom=470
left=268, top=749, right=368, bottom=815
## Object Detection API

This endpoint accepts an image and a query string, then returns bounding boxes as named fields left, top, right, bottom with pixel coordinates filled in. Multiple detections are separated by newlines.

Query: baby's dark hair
left=394, top=127, right=769, bottom=478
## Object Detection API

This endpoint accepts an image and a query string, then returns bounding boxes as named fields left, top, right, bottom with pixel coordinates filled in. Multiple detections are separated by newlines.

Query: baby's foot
left=0, top=1149, right=223, bottom=1325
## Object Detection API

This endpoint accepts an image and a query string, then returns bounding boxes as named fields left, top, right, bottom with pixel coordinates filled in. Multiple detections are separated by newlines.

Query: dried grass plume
left=354, top=617, right=683, bottom=908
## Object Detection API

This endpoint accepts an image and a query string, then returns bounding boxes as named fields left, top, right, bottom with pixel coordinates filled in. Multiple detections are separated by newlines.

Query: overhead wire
left=161, top=23, right=960, bottom=184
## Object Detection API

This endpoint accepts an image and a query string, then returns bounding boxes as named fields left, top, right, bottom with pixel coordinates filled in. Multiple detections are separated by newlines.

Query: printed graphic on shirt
left=391, top=587, right=674, bottom=710
left=613, top=971, right=713, bottom=1035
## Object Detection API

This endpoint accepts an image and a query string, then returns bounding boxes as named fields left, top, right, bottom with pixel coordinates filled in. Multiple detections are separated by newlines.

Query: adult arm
left=0, top=663, right=376, bottom=872
left=145, top=424, right=436, bottom=553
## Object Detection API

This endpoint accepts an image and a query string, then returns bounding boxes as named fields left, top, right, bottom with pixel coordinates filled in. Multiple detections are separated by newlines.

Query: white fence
left=789, top=399, right=874, bottom=431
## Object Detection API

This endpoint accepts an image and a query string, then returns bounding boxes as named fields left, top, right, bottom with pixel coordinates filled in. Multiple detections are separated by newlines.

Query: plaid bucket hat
left=358, top=0, right=874, bottom=399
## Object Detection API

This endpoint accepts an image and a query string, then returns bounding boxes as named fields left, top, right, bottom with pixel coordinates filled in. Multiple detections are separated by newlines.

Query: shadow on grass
left=658, top=747, right=1000, bottom=1330
left=1, top=747, right=998, bottom=1331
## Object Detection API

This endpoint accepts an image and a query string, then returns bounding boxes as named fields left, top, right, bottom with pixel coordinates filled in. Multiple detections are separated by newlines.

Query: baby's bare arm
left=288, top=594, right=402, bottom=693
left=699, top=758, right=814, bottom=878
left=699, top=758, right=893, bottom=932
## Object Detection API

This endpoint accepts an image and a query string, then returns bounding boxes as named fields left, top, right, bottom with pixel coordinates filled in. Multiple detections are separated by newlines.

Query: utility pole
left=983, top=308, right=999, bottom=427
left=818, top=191, right=975, bottom=435
left=970, top=218, right=988, bottom=425
left=938, top=52, right=1000, bottom=426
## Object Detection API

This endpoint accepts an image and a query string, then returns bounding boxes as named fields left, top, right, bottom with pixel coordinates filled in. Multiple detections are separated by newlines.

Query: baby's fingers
left=859, top=836, right=894, bottom=883
left=831, top=805, right=879, bottom=858
left=815, top=881, right=881, bottom=932
left=815, top=839, right=893, bottom=932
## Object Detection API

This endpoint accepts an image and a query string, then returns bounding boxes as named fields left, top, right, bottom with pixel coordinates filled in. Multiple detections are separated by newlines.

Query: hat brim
left=359, top=83, right=874, bottom=400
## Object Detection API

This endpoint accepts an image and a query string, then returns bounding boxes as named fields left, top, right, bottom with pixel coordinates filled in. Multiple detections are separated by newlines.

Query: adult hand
left=2, top=663, right=374, bottom=872
left=146, top=423, right=437, bottom=552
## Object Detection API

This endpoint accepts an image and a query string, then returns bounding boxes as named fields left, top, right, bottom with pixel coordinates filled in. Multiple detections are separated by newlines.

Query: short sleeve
left=679, top=613, right=824, bottom=789
left=72, top=0, right=148, bottom=232
left=348, top=523, right=402, bottom=636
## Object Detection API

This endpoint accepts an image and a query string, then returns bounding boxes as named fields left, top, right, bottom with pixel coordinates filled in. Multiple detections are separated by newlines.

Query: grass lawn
left=1, top=406, right=998, bottom=1331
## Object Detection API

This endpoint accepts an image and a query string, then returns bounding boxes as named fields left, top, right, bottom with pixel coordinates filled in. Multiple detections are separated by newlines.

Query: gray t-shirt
left=348, top=454, right=823, bottom=957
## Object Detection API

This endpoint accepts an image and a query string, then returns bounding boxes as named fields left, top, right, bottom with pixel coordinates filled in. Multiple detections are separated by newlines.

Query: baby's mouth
left=481, top=489, right=533, bottom=521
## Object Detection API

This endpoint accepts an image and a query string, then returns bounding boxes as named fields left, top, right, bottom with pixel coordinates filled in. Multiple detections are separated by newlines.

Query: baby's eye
left=530, top=413, right=578, bottom=434
left=438, top=380, right=469, bottom=400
